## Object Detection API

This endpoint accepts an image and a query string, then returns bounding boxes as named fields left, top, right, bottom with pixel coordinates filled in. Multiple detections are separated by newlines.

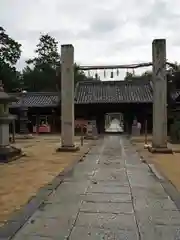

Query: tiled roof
left=75, top=80, right=153, bottom=104
left=10, top=92, right=59, bottom=108
left=8, top=81, right=180, bottom=107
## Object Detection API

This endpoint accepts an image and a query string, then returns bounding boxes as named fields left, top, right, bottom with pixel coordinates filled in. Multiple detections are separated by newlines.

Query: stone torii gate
left=58, top=39, right=171, bottom=153
left=151, top=39, right=171, bottom=152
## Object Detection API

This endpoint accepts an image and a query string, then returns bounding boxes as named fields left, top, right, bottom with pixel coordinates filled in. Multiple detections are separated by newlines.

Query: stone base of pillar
left=56, top=145, right=80, bottom=152
left=84, top=135, right=98, bottom=140
left=0, top=146, right=22, bottom=163
left=16, top=134, right=34, bottom=139
left=105, top=132, right=123, bottom=135
left=148, top=146, right=172, bottom=154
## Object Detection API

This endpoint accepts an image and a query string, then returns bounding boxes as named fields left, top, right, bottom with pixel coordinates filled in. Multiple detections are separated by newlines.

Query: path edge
left=143, top=158, right=180, bottom=212
left=130, top=140, right=180, bottom=212
left=0, top=143, right=94, bottom=240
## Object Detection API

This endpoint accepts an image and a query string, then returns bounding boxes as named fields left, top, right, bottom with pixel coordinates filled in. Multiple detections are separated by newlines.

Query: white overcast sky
left=1, top=0, right=180, bottom=79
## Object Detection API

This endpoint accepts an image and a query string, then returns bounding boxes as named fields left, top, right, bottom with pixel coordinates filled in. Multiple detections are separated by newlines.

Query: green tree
left=124, top=70, right=142, bottom=81
left=23, top=34, right=95, bottom=92
left=74, top=64, right=94, bottom=85
left=23, top=34, right=61, bottom=91
left=0, top=26, right=22, bottom=91
left=124, top=71, right=134, bottom=81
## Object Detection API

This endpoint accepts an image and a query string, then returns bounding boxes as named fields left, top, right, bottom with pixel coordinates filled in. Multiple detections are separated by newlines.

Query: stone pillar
left=152, top=39, right=170, bottom=151
left=19, top=106, right=29, bottom=134
left=58, top=44, right=78, bottom=151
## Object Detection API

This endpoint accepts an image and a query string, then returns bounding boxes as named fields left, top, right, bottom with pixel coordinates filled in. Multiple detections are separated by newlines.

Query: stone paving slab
left=12, top=236, right=54, bottom=240
left=51, top=181, right=89, bottom=195
left=81, top=193, right=132, bottom=203
left=99, top=162, right=123, bottom=168
left=131, top=185, right=170, bottom=199
left=61, top=162, right=97, bottom=181
left=133, top=196, right=178, bottom=211
left=95, top=168, right=127, bottom=174
left=126, top=163, right=150, bottom=170
left=45, top=181, right=92, bottom=205
left=80, top=202, right=133, bottom=214
left=94, top=170, right=127, bottom=179
left=46, top=193, right=83, bottom=204
left=63, top=168, right=95, bottom=180
left=139, top=225, right=180, bottom=240
left=136, top=209, right=180, bottom=226
left=32, top=203, right=81, bottom=219
left=76, top=212, right=137, bottom=231
left=128, top=176, right=161, bottom=188
left=91, top=174, right=128, bottom=182
left=88, top=184, right=130, bottom=194
left=13, top=216, right=74, bottom=239
left=69, top=226, right=139, bottom=240
left=90, top=180, right=129, bottom=187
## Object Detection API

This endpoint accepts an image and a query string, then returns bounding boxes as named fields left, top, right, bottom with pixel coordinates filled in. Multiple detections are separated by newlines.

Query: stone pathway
left=12, top=136, right=180, bottom=240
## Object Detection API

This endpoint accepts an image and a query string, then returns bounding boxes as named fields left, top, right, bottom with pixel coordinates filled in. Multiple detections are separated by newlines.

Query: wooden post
left=12, top=119, right=15, bottom=143
left=144, top=120, right=147, bottom=145
left=36, top=114, right=40, bottom=134
left=80, top=124, right=84, bottom=146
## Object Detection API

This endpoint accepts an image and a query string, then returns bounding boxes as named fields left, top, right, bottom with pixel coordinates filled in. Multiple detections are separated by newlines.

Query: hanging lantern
left=110, top=70, right=114, bottom=78
left=132, top=69, right=135, bottom=76
left=116, top=69, right=119, bottom=76
left=125, top=69, right=129, bottom=80
left=104, top=69, right=106, bottom=78
left=95, top=72, right=98, bottom=80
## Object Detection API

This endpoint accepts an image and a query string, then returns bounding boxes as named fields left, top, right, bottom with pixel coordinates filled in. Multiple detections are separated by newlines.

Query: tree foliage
left=0, top=27, right=21, bottom=65
left=23, top=34, right=61, bottom=91
left=0, top=26, right=22, bottom=91
left=74, top=64, right=94, bottom=85
left=123, top=64, right=180, bottom=114
left=22, top=34, right=93, bottom=92
left=0, top=28, right=96, bottom=92
left=124, top=70, right=144, bottom=81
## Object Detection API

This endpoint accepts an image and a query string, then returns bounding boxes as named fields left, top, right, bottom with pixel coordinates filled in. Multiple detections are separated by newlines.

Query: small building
left=9, top=92, right=59, bottom=133
left=9, top=79, right=180, bottom=134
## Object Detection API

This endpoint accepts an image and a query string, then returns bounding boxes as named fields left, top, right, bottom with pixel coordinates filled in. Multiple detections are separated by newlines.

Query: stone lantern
left=0, top=82, right=21, bottom=162
left=17, top=89, right=33, bottom=139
